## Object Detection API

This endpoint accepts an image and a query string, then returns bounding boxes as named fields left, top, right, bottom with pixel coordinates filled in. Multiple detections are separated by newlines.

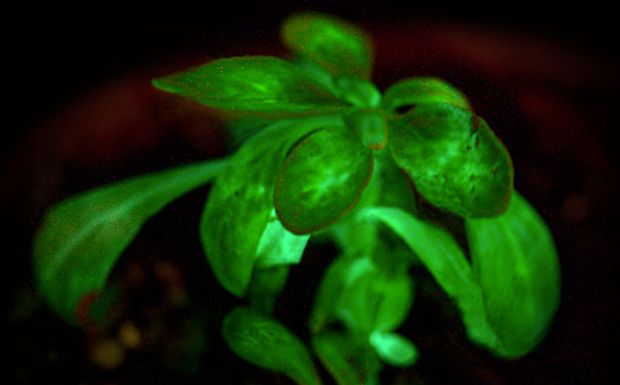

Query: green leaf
left=362, top=195, right=560, bottom=357
left=389, top=104, right=513, bottom=218
left=310, top=256, right=413, bottom=335
left=275, top=127, right=374, bottom=234
left=201, top=116, right=338, bottom=297
left=312, top=332, right=381, bottom=385
left=248, top=265, right=290, bottom=315
left=153, top=56, right=345, bottom=115
left=382, top=77, right=470, bottom=112
left=369, top=331, right=418, bottom=367
left=223, top=307, right=322, bottom=385
left=33, top=159, right=227, bottom=325
left=466, top=192, right=560, bottom=357
left=344, top=110, right=388, bottom=150
left=281, top=13, right=374, bottom=79
left=359, top=206, right=500, bottom=352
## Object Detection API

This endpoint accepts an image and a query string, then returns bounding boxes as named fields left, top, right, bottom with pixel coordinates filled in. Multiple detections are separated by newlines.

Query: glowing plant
left=33, top=14, right=560, bottom=385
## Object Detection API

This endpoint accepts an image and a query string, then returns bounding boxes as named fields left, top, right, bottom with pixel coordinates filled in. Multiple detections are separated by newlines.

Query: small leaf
left=333, top=76, right=381, bottom=108
left=281, top=13, right=374, bottom=79
left=345, top=109, right=388, bottom=150
left=275, top=127, right=374, bottom=234
left=201, top=116, right=339, bottom=296
left=382, top=77, right=470, bottom=112
left=310, top=256, right=413, bottom=334
left=389, top=104, right=513, bottom=217
left=153, top=56, right=345, bottom=115
left=33, top=159, right=227, bottom=325
left=369, top=331, right=418, bottom=367
left=312, top=332, right=381, bottom=385
left=466, top=192, right=560, bottom=357
left=223, top=307, right=322, bottom=385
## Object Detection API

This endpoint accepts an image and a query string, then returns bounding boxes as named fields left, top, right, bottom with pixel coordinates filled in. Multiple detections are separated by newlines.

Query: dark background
left=4, top=2, right=619, bottom=384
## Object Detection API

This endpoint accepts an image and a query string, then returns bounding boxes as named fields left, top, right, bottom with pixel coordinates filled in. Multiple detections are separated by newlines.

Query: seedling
left=33, top=13, right=560, bottom=385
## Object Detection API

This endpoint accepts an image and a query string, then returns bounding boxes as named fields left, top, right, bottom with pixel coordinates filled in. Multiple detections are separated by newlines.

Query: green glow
left=153, top=56, right=345, bottom=114
left=312, top=332, right=381, bottom=385
left=33, top=12, right=560, bottom=381
left=382, top=76, right=471, bottom=112
left=389, top=103, right=513, bottom=217
left=256, top=209, right=310, bottom=267
left=33, top=159, right=227, bottom=324
left=201, top=116, right=339, bottom=297
left=362, top=192, right=560, bottom=357
left=334, top=76, right=381, bottom=108
left=310, top=256, right=413, bottom=335
left=466, top=192, right=561, bottom=356
left=281, top=13, right=374, bottom=79
left=223, top=307, right=322, bottom=385
left=274, top=127, right=373, bottom=234
left=369, top=331, right=418, bottom=367
left=345, top=109, right=388, bottom=150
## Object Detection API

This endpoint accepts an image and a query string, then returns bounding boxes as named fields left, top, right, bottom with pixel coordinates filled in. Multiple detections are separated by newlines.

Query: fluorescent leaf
left=312, top=332, right=381, bottom=385
left=256, top=209, right=310, bottom=267
left=223, top=307, right=322, bottom=385
left=310, top=256, right=413, bottom=334
left=345, top=110, right=388, bottom=150
left=248, top=265, right=290, bottom=315
left=275, top=127, right=373, bottom=235
left=466, top=192, right=561, bottom=356
left=369, top=331, right=418, bottom=367
left=33, top=159, right=227, bottom=325
left=382, top=77, right=471, bottom=112
left=333, top=76, right=381, bottom=108
left=359, top=207, right=500, bottom=352
left=201, top=116, right=339, bottom=296
left=362, top=198, right=560, bottom=357
left=153, top=56, right=345, bottom=114
left=281, top=13, right=374, bottom=79
left=389, top=104, right=513, bottom=217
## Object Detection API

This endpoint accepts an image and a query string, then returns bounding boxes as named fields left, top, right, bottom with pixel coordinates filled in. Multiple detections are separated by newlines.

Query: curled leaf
left=382, top=77, right=470, bottom=112
left=389, top=104, right=513, bottom=217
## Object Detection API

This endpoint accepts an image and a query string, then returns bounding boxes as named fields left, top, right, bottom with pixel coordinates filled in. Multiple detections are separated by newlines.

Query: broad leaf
left=312, top=332, right=381, bottom=385
left=466, top=192, right=560, bottom=357
left=281, top=13, right=374, bottom=79
left=389, top=104, right=513, bottom=218
left=201, top=116, right=338, bottom=296
left=153, top=56, right=345, bottom=115
left=275, top=127, right=373, bottom=234
left=33, top=159, right=227, bottom=325
left=223, top=307, right=322, bottom=385
left=382, top=77, right=470, bottom=112
left=362, top=197, right=560, bottom=357
left=369, top=331, right=418, bottom=367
